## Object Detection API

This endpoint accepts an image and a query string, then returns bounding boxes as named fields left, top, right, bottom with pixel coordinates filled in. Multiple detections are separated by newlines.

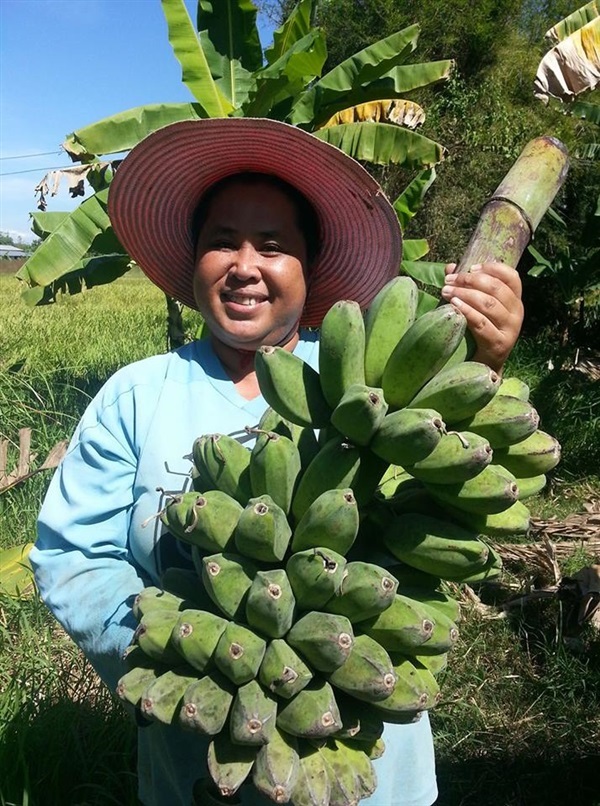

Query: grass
left=1, top=273, right=599, bottom=805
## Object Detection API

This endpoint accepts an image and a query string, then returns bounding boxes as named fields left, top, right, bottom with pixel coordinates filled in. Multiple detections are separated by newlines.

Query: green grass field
left=0, top=273, right=598, bottom=806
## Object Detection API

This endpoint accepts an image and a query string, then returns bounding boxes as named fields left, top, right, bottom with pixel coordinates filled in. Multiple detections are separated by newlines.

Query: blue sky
left=0, top=0, right=276, bottom=243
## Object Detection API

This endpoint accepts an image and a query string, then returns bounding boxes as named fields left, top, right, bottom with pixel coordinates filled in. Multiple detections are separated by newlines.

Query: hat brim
left=108, top=118, right=402, bottom=327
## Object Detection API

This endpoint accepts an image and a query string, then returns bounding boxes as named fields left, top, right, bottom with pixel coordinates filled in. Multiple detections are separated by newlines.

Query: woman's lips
left=221, top=291, right=268, bottom=312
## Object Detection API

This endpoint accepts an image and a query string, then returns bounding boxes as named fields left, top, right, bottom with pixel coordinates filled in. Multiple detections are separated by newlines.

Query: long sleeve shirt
left=31, top=332, right=437, bottom=806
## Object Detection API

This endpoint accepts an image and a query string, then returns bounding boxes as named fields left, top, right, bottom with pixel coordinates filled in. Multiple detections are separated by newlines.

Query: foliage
left=17, top=0, right=451, bottom=307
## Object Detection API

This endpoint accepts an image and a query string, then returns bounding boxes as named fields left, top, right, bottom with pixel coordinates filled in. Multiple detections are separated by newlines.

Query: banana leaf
left=393, top=167, right=436, bottom=230
left=545, top=0, right=599, bottom=43
left=243, top=31, right=327, bottom=118
left=16, top=188, right=123, bottom=294
left=198, top=0, right=262, bottom=72
left=313, top=123, right=444, bottom=169
left=49, top=254, right=132, bottom=297
left=318, top=99, right=425, bottom=129
left=30, top=211, right=70, bottom=239
left=162, top=0, right=234, bottom=116
left=0, top=543, right=34, bottom=598
left=401, top=260, right=446, bottom=288
left=264, top=0, right=314, bottom=65
left=534, top=17, right=600, bottom=102
left=312, top=60, right=454, bottom=127
left=402, top=239, right=429, bottom=261
left=63, top=103, right=208, bottom=160
left=289, top=25, right=421, bottom=125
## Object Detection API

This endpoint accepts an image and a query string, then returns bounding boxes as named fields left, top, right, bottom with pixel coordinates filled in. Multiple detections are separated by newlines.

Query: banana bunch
left=118, top=277, right=560, bottom=805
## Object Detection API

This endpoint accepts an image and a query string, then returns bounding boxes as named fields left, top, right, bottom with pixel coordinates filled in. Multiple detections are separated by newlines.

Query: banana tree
left=530, top=1, right=600, bottom=341
left=17, top=0, right=454, bottom=344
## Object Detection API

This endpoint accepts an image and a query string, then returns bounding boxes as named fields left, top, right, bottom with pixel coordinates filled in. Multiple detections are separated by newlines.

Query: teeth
left=228, top=295, right=261, bottom=307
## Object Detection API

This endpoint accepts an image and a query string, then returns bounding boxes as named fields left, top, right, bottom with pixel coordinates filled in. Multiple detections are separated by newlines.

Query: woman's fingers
left=441, top=262, right=524, bottom=373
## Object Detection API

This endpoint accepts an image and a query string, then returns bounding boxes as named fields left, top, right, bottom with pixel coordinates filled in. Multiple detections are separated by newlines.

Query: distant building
left=0, top=244, right=30, bottom=259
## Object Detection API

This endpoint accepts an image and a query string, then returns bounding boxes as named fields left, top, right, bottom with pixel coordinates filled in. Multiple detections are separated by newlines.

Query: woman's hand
left=441, top=261, right=524, bottom=374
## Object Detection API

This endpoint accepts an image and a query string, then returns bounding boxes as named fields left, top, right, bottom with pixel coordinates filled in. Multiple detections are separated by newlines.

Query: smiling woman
left=29, top=115, right=524, bottom=806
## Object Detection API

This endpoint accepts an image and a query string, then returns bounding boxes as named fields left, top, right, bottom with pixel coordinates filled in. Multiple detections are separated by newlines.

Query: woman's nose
left=229, top=243, right=261, bottom=278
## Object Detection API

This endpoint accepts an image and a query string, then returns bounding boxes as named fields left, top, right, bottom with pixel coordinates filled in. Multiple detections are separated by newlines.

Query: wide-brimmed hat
left=108, top=117, right=402, bottom=327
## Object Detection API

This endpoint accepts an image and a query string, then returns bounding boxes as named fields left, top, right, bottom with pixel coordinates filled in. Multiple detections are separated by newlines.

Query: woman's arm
left=441, top=261, right=524, bottom=374
left=30, top=386, right=146, bottom=693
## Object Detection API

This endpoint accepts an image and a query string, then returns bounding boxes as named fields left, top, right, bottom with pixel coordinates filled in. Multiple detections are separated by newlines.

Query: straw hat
left=108, top=117, right=402, bottom=327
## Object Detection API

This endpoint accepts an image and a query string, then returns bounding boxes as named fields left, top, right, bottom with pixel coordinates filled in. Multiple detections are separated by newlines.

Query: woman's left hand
left=441, top=261, right=524, bottom=374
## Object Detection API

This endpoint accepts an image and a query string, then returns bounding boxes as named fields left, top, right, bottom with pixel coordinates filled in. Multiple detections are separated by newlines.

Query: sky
left=0, top=0, right=276, bottom=243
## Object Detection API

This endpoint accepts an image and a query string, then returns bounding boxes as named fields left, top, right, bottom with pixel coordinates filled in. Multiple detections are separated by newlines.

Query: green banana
left=323, top=561, right=398, bottom=622
left=414, top=652, right=449, bottom=678
left=330, top=383, right=388, bottom=446
left=290, top=488, right=359, bottom=555
left=383, top=512, right=490, bottom=580
left=289, top=744, right=331, bottom=806
left=286, top=547, right=347, bottom=611
left=424, top=463, right=520, bottom=514
left=213, top=621, right=267, bottom=686
left=193, top=434, right=253, bottom=505
left=315, top=740, right=362, bottom=804
left=492, top=429, right=561, bottom=477
left=453, top=395, right=540, bottom=449
left=179, top=670, right=235, bottom=735
left=328, top=633, right=396, bottom=702
left=319, top=299, right=366, bottom=408
left=382, top=305, right=467, bottom=409
left=207, top=732, right=257, bottom=798
left=334, top=739, right=378, bottom=800
left=245, top=569, right=296, bottom=639
left=276, top=681, right=342, bottom=738
left=160, top=567, right=218, bottom=612
left=249, top=430, right=301, bottom=514
left=497, top=376, right=530, bottom=400
left=255, top=346, right=332, bottom=428
left=200, top=552, right=258, bottom=621
left=258, top=638, right=313, bottom=699
left=370, top=408, right=446, bottom=466
left=385, top=562, right=442, bottom=591
left=406, top=430, right=493, bottom=484
left=116, top=654, right=163, bottom=708
left=372, top=657, right=440, bottom=718
left=364, top=275, right=419, bottom=387
left=359, top=594, right=436, bottom=654
left=229, top=679, right=278, bottom=746
left=287, top=611, right=354, bottom=673
left=397, top=587, right=461, bottom=624
left=140, top=667, right=198, bottom=725
left=335, top=693, right=385, bottom=742
left=455, top=545, right=503, bottom=582
left=160, top=489, right=243, bottom=553
left=170, top=609, right=228, bottom=673
left=132, top=586, right=185, bottom=621
left=513, top=473, right=547, bottom=499
left=291, top=436, right=362, bottom=522
left=252, top=727, right=299, bottom=803
left=442, top=499, right=531, bottom=537
left=257, top=406, right=320, bottom=470
left=407, top=361, right=501, bottom=424
left=234, top=494, right=292, bottom=563
left=135, top=609, right=181, bottom=665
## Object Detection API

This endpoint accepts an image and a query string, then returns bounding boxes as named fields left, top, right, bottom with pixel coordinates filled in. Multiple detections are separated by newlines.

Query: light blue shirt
left=31, top=333, right=437, bottom=806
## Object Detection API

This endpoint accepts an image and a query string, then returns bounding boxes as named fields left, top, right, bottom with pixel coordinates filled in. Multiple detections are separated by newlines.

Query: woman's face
left=193, top=178, right=309, bottom=353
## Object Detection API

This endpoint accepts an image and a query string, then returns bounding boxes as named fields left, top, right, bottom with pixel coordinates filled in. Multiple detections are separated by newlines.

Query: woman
left=31, top=118, right=523, bottom=806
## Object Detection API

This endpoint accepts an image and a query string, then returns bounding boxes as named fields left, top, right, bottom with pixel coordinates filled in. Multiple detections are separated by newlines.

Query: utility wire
left=0, top=150, right=63, bottom=160
left=0, top=166, right=73, bottom=177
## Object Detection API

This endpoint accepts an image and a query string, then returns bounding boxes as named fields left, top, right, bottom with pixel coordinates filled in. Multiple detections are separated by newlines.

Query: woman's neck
left=210, top=332, right=300, bottom=400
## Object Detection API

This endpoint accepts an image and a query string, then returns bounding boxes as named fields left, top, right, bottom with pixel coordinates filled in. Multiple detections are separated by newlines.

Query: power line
left=0, top=166, right=73, bottom=177
left=0, top=150, right=63, bottom=161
